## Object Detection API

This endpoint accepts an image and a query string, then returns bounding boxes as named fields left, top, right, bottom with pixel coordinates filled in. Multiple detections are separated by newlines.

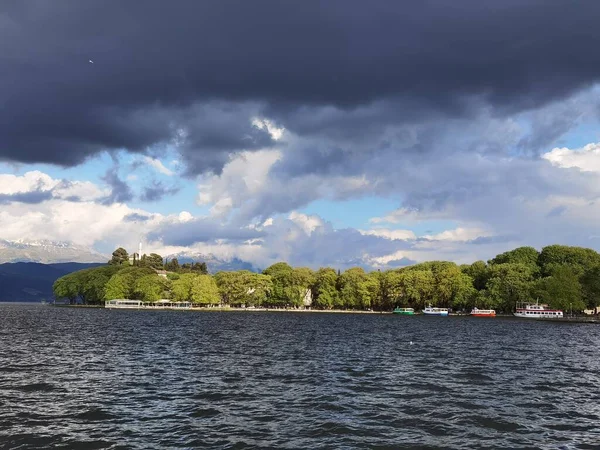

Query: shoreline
left=47, top=304, right=600, bottom=322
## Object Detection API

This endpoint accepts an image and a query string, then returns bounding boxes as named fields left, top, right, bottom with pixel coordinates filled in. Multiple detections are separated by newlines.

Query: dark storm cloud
left=2, top=0, right=600, bottom=173
left=101, top=168, right=133, bottom=205
left=140, top=181, right=180, bottom=202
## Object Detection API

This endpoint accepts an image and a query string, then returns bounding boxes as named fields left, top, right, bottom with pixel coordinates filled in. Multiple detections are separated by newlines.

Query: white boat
left=105, top=299, right=192, bottom=310
left=423, top=304, right=449, bottom=316
left=105, top=299, right=145, bottom=309
left=514, top=302, right=563, bottom=319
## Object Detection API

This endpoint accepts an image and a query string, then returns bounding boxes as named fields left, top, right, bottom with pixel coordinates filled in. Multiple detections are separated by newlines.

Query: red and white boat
left=514, top=302, right=563, bottom=319
left=470, top=307, right=496, bottom=317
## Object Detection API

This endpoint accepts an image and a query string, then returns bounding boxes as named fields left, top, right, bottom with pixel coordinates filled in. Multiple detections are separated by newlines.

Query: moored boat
left=514, top=302, right=563, bottom=319
left=470, top=307, right=496, bottom=317
left=105, top=299, right=145, bottom=309
left=423, top=304, right=449, bottom=316
left=393, top=307, right=415, bottom=315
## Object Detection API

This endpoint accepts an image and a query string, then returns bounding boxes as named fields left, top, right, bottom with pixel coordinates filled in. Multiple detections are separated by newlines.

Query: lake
left=1, top=303, right=599, bottom=449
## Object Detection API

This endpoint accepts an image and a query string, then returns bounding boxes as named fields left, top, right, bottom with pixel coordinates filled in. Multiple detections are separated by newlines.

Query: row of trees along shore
left=52, top=245, right=600, bottom=313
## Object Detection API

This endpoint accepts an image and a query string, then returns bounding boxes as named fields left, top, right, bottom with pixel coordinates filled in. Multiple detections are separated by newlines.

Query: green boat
left=393, top=307, right=415, bottom=315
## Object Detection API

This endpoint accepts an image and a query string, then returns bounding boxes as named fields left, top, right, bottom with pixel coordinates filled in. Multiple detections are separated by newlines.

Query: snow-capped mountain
left=0, top=239, right=108, bottom=264
left=165, top=251, right=260, bottom=274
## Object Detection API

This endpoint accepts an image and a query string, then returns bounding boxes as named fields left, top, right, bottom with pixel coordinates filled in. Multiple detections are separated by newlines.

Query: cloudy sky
left=2, top=0, right=600, bottom=269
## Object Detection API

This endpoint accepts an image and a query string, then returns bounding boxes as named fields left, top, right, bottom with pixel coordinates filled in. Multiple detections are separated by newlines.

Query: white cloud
left=422, top=227, right=492, bottom=242
left=288, top=211, right=324, bottom=234
left=197, top=149, right=282, bottom=216
left=0, top=171, right=106, bottom=201
left=542, top=142, right=600, bottom=173
left=359, top=228, right=416, bottom=240
left=0, top=171, right=55, bottom=194
left=143, top=156, right=174, bottom=176
left=251, top=118, right=285, bottom=141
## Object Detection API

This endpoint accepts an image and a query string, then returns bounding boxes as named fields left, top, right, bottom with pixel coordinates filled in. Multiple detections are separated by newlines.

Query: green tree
left=165, top=258, right=180, bottom=272
left=190, top=275, right=221, bottom=305
left=192, top=262, right=208, bottom=274
left=483, top=263, right=535, bottom=312
left=109, top=247, right=129, bottom=265
left=382, top=270, right=404, bottom=308
left=214, top=271, right=272, bottom=307
left=104, top=267, right=155, bottom=300
left=489, top=246, right=540, bottom=271
left=52, top=275, right=79, bottom=304
left=171, top=273, right=195, bottom=302
left=53, top=265, right=123, bottom=304
left=263, top=262, right=294, bottom=306
left=581, top=266, right=600, bottom=309
left=134, top=275, right=170, bottom=302
left=338, top=268, right=379, bottom=310
left=396, top=269, right=435, bottom=310
left=538, top=245, right=600, bottom=276
left=312, top=267, right=339, bottom=309
left=288, top=267, right=315, bottom=307
left=460, top=260, right=489, bottom=291
left=533, top=265, right=585, bottom=312
left=147, top=253, right=164, bottom=270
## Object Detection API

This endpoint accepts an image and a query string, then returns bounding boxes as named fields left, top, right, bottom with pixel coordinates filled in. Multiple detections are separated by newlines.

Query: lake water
left=1, top=303, right=600, bottom=449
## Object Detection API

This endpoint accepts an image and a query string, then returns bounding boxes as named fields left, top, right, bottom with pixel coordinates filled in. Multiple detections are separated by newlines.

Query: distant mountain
left=165, top=252, right=260, bottom=273
left=0, top=262, right=104, bottom=302
left=0, top=239, right=107, bottom=264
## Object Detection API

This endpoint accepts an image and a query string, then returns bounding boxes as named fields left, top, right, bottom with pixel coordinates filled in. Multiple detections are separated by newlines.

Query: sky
left=2, top=0, right=600, bottom=270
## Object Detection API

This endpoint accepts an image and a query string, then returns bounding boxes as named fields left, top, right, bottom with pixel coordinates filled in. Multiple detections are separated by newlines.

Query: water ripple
left=1, top=303, right=600, bottom=449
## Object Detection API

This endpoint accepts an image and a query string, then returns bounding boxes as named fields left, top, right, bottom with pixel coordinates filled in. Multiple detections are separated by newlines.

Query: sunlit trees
left=104, top=267, right=155, bottom=300
left=215, top=271, right=273, bottom=307
left=190, top=275, right=221, bottom=305
left=482, top=263, right=535, bottom=311
left=134, top=274, right=170, bottom=302
left=262, top=263, right=314, bottom=307
left=338, top=267, right=380, bottom=310
left=312, top=268, right=339, bottom=309
left=533, top=265, right=585, bottom=312
left=171, top=273, right=220, bottom=305
left=52, top=243, right=600, bottom=313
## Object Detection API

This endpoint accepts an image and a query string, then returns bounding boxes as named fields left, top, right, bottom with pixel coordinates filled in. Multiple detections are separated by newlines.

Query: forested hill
left=0, top=262, right=103, bottom=302
left=53, top=245, right=600, bottom=313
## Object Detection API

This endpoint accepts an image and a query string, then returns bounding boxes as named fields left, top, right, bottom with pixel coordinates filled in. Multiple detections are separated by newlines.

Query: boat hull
left=423, top=311, right=449, bottom=316
left=514, top=312, right=563, bottom=319
left=393, top=309, right=414, bottom=315
left=471, top=312, right=496, bottom=317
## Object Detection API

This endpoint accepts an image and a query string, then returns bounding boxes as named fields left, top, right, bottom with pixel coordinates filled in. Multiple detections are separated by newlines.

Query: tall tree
left=263, top=262, right=294, bottom=307
left=147, top=253, right=164, bottom=270
left=190, top=275, right=221, bottom=305
left=134, top=275, right=170, bottom=302
left=165, top=257, right=180, bottom=272
left=538, top=245, right=600, bottom=276
left=109, top=247, right=129, bottom=265
left=338, top=267, right=379, bottom=310
left=460, top=260, right=489, bottom=291
left=489, top=247, right=540, bottom=270
left=483, top=263, right=535, bottom=312
left=312, top=268, right=339, bottom=309
left=533, top=266, right=585, bottom=312
left=104, top=267, right=155, bottom=300
left=171, top=273, right=195, bottom=302
left=215, top=271, right=272, bottom=307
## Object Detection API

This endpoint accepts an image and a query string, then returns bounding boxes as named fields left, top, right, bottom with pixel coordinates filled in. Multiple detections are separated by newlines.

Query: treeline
left=109, top=247, right=208, bottom=274
left=53, top=245, right=600, bottom=312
